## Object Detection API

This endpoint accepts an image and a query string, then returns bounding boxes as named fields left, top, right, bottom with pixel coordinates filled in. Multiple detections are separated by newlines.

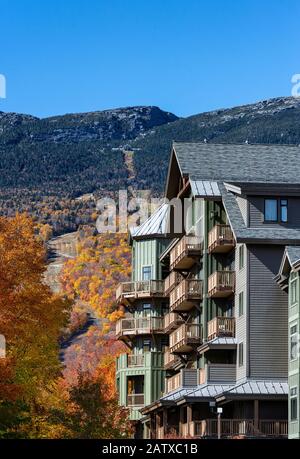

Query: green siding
left=116, top=352, right=164, bottom=421
left=288, top=271, right=300, bottom=439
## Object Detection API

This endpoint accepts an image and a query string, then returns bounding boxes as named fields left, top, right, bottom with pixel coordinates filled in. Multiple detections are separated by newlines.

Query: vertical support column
left=187, top=404, right=193, bottom=436
left=150, top=413, right=155, bottom=439
left=155, top=412, right=160, bottom=438
left=179, top=406, right=185, bottom=436
left=163, top=407, right=168, bottom=438
left=254, top=399, right=259, bottom=430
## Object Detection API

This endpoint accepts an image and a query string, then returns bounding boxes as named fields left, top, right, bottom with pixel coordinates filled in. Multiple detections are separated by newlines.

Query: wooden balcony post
left=254, top=400, right=259, bottom=430
left=163, top=408, right=168, bottom=437
left=179, top=406, right=185, bottom=436
left=187, top=405, right=192, bottom=436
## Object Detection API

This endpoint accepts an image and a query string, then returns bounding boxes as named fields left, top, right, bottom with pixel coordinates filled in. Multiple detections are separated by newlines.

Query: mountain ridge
left=1, top=96, right=300, bottom=233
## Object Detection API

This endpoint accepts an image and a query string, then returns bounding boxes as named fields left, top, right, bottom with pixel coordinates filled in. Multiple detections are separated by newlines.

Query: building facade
left=116, top=142, right=300, bottom=438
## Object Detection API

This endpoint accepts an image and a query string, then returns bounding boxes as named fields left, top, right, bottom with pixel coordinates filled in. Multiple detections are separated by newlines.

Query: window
left=290, top=387, right=298, bottom=421
left=238, top=342, right=244, bottom=367
left=142, top=303, right=152, bottom=316
left=290, top=325, right=298, bottom=361
left=239, top=291, right=244, bottom=317
left=280, top=199, right=288, bottom=223
left=291, top=277, right=298, bottom=305
left=264, top=199, right=278, bottom=222
left=264, top=198, right=288, bottom=223
left=239, top=245, right=244, bottom=270
left=142, top=266, right=152, bottom=280
left=143, top=339, right=151, bottom=352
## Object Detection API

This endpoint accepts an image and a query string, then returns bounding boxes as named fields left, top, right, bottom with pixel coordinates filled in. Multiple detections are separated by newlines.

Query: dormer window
left=264, top=198, right=288, bottom=223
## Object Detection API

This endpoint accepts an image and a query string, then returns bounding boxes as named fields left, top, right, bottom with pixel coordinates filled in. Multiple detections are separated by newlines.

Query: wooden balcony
left=170, top=236, right=202, bottom=271
left=208, top=224, right=235, bottom=253
left=169, top=323, right=202, bottom=354
left=170, top=279, right=203, bottom=312
left=127, top=393, right=144, bottom=407
left=116, top=280, right=164, bottom=304
left=165, top=368, right=198, bottom=393
left=164, top=347, right=180, bottom=370
left=127, top=354, right=145, bottom=367
left=116, top=316, right=164, bottom=340
left=207, top=271, right=235, bottom=298
left=207, top=316, right=235, bottom=340
left=164, top=271, right=182, bottom=295
left=164, top=312, right=184, bottom=333
left=199, top=363, right=236, bottom=385
left=190, top=419, right=288, bottom=438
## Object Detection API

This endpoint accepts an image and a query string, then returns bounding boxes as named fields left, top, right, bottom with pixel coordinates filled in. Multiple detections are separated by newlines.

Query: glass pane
left=281, top=201, right=288, bottom=222
left=265, top=199, right=278, bottom=221
left=291, top=398, right=297, bottom=421
left=142, top=266, right=152, bottom=280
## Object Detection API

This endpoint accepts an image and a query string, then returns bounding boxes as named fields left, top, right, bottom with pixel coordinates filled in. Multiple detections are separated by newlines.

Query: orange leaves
left=0, top=214, right=71, bottom=402
left=61, top=232, right=131, bottom=321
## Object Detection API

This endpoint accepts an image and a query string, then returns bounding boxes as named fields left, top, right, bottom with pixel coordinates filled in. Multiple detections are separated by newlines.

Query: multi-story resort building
left=115, top=142, right=300, bottom=439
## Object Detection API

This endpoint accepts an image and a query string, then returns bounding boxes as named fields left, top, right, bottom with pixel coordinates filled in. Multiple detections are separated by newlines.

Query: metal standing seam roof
left=130, top=203, right=169, bottom=239
left=173, top=142, right=300, bottom=184
left=219, top=380, right=288, bottom=398
left=160, top=386, right=198, bottom=402
left=190, top=180, right=221, bottom=198
left=184, top=384, right=233, bottom=400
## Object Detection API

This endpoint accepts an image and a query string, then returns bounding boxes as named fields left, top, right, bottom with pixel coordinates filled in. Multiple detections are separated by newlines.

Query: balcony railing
left=165, top=369, right=198, bottom=394
left=208, top=224, right=235, bottom=253
left=169, top=323, right=202, bottom=353
left=164, top=271, right=182, bottom=295
left=207, top=316, right=235, bottom=340
left=127, top=393, right=144, bottom=407
left=170, top=236, right=202, bottom=271
left=164, top=312, right=184, bottom=333
left=170, top=279, right=203, bottom=312
left=199, top=363, right=236, bottom=385
left=190, top=419, right=288, bottom=438
left=164, top=347, right=180, bottom=369
left=127, top=354, right=145, bottom=367
left=116, top=316, right=164, bottom=339
left=207, top=271, right=235, bottom=298
left=116, top=280, right=164, bottom=304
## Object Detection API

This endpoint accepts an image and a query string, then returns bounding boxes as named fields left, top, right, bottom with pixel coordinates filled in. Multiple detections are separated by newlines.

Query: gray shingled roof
left=220, top=183, right=300, bottom=243
left=173, top=142, right=300, bottom=184
left=130, top=203, right=169, bottom=239
left=285, top=246, right=300, bottom=266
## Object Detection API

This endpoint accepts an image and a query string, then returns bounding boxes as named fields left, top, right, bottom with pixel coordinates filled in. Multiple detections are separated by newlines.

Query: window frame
left=141, top=265, right=152, bottom=281
left=290, top=386, right=298, bottom=422
left=290, top=276, right=298, bottom=307
left=290, top=324, right=298, bottom=362
left=238, top=291, right=244, bottom=317
left=264, top=198, right=288, bottom=223
left=143, top=338, right=151, bottom=353
left=280, top=199, right=288, bottom=223
left=239, top=245, right=244, bottom=270
left=264, top=198, right=278, bottom=222
left=238, top=342, right=244, bottom=367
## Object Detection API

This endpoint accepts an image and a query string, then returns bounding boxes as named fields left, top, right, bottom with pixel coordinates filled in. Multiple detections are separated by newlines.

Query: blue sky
left=0, top=0, right=299, bottom=118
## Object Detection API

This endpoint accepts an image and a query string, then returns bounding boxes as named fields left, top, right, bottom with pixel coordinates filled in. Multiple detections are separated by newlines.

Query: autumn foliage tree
left=0, top=214, right=71, bottom=434
left=61, top=232, right=131, bottom=322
